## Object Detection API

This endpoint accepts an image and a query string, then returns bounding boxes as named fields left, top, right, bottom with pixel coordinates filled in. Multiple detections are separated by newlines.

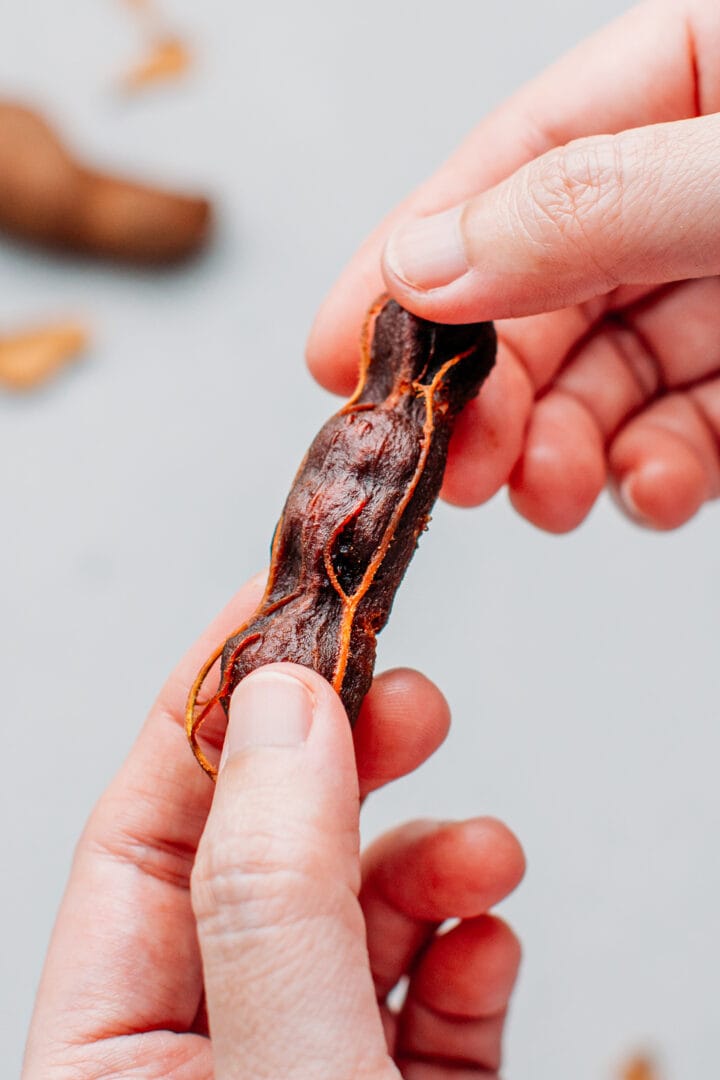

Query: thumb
left=382, top=113, right=720, bottom=322
left=191, top=663, right=393, bottom=1080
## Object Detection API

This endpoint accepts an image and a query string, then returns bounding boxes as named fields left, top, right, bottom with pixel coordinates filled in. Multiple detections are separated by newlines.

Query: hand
left=308, top=0, right=720, bottom=533
left=24, top=573, right=525, bottom=1079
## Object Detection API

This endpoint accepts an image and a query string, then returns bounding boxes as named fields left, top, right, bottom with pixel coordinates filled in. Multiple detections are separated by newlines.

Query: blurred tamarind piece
left=122, top=36, right=192, bottom=92
left=0, top=321, right=88, bottom=390
left=0, top=102, right=211, bottom=264
left=119, top=0, right=192, bottom=92
left=621, top=1056, right=661, bottom=1080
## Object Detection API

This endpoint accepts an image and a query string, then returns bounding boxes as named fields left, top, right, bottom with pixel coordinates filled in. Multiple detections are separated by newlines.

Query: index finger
left=307, top=0, right=719, bottom=394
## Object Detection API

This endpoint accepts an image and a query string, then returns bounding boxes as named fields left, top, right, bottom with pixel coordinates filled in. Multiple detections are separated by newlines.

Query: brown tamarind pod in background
left=0, top=102, right=210, bottom=263
left=186, top=298, right=497, bottom=778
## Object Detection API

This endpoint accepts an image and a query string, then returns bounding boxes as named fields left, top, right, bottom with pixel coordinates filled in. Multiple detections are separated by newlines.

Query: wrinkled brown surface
left=187, top=299, right=496, bottom=777
left=0, top=102, right=210, bottom=263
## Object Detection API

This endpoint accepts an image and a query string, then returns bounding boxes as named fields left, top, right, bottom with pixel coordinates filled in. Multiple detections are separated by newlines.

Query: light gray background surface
left=1, top=2, right=718, bottom=1076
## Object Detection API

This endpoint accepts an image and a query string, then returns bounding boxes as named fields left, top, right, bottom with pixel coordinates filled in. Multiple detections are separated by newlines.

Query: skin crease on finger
left=360, top=815, right=526, bottom=1055
left=306, top=0, right=717, bottom=388
left=306, top=0, right=720, bottom=533
left=361, top=822, right=525, bottom=1075
left=389, top=917, right=520, bottom=1075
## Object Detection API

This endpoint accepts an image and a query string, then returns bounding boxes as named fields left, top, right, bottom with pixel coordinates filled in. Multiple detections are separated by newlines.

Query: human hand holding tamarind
left=308, top=0, right=720, bottom=534
left=22, top=573, right=524, bottom=1079
left=187, top=299, right=497, bottom=777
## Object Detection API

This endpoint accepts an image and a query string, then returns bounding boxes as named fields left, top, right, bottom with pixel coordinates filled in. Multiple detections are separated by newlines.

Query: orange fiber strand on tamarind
left=186, top=298, right=496, bottom=778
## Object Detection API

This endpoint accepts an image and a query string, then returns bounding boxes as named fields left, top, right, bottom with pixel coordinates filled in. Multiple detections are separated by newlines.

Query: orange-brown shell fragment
left=122, top=36, right=192, bottom=91
left=0, top=322, right=88, bottom=390
left=622, top=1057, right=660, bottom=1080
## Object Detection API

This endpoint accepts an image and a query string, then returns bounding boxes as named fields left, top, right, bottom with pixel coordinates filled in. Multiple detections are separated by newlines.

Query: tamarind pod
left=187, top=298, right=496, bottom=778
left=0, top=102, right=210, bottom=263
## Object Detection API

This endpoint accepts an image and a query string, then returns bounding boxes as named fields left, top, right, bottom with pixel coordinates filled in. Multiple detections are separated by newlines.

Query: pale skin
left=24, top=573, right=525, bottom=1080
left=307, top=0, right=720, bottom=533
left=27, top=1, right=719, bottom=1075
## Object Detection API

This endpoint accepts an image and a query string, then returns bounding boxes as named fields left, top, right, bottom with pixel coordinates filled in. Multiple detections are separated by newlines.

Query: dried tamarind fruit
left=186, top=298, right=496, bottom=778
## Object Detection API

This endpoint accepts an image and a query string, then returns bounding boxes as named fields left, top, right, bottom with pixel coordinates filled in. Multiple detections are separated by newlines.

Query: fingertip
left=381, top=210, right=501, bottom=325
left=305, top=305, right=359, bottom=396
left=210, top=662, right=361, bottom=859
left=222, top=662, right=357, bottom=775
left=614, top=456, right=707, bottom=530
left=464, top=817, right=527, bottom=893
left=381, top=260, right=498, bottom=326
left=221, top=665, right=316, bottom=763
left=440, top=346, right=534, bottom=507
left=433, top=818, right=526, bottom=912
left=509, top=391, right=606, bottom=533
left=306, top=261, right=386, bottom=396
left=355, top=669, right=451, bottom=797
left=259, top=661, right=352, bottom=725
left=610, top=399, right=716, bottom=530
left=370, top=817, right=526, bottom=920
left=411, top=914, right=522, bottom=1018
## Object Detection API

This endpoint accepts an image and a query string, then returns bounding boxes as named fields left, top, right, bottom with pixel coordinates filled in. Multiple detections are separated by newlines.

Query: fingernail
left=220, top=670, right=314, bottom=767
left=384, top=206, right=469, bottom=291
left=618, top=475, right=647, bottom=523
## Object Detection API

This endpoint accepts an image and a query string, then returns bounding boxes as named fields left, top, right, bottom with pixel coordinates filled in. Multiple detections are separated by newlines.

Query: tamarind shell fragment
left=186, top=298, right=496, bottom=778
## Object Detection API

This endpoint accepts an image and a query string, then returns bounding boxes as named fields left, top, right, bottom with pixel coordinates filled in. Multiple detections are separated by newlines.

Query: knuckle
left=191, top=822, right=342, bottom=934
left=518, top=134, right=627, bottom=270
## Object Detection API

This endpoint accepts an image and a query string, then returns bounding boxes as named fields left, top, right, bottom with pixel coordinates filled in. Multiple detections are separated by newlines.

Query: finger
left=618, top=276, right=720, bottom=389
left=354, top=668, right=450, bottom=799
left=610, top=388, right=720, bottom=528
left=361, top=819, right=525, bottom=1001
left=405, top=916, right=521, bottom=1022
left=382, top=114, right=720, bottom=323
left=439, top=341, right=534, bottom=508
left=26, top=579, right=447, bottom=1066
left=192, top=664, right=391, bottom=1080
left=396, top=918, right=520, bottom=1076
left=503, top=311, right=654, bottom=531
left=440, top=298, right=609, bottom=508
left=397, top=1010, right=504, bottom=1079
left=507, top=276, right=720, bottom=529
left=23, top=572, right=268, bottom=1068
left=508, top=391, right=606, bottom=533
left=308, top=0, right=719, bottom=389
left=586, top=278, right=720, bottom=528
